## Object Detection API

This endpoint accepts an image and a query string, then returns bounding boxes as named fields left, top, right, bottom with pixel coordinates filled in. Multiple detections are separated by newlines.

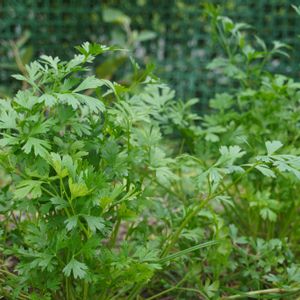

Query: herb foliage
left=1, top=6, right=300, bottom=299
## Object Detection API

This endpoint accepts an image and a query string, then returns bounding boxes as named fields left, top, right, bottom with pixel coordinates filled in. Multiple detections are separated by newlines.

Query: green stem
left=83, top=280, right=89, bottom=300
left=66, top=277, right=70, bottom=300
left=134, top=272, right=189, bottom=300
left=161, top=163, right=259, bottom=258
left=60, top=179, right=90, bottom=238
left=145, top=276, right=188, bottom=300
left=222, top=287, right=300, bottom=299
left=109, top=218, right=121, bottom=248
left=127, top=283, right=143, bottom=300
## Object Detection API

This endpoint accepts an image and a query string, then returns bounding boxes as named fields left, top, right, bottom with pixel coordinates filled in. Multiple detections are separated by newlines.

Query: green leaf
left=260, top=208, right=277, bottom=222
left=40, top=55, right=60, bottom=70
left=207, top=57, right=228, bottom=70
left=25, top=61, right=42, bottom=83
left=14, top=180, right=42, bottom=199
left=68, top=178, right=90, bottom=199
left=22, top=137, right=51, bottom=158
left=30, top=253, right=55, bottom=272
left=136, top=30, right=157, bottom=42
left=204, top=279, right=219, bottom=298
left=155, top=166, right=176, bottom=187
left=156, top=240, right=219, bottom=264
left=50, top=196, right=68, bottom=211
left=29, top=119, right=56, bottom=136
left=102, top=7, right=130, bottom=24
left=0, top=106, right=17, bottom=129
left=83, top=215, right=105, bottom=233
left=219, top=145, right=245, bottom=160
left=0, top=133, right=19, bottom=147
left=209, top=93, right=233, bottom=111
left=75, top=42, right=117, bottom=56
left=265, top=141, right=283, bottom=155
left=49, top=152, right=69, bottom=178
left=74, top=93, right=105, bottom=113
left=73, top=76, right=103, bottom=92
left=15, top=90, right=38, bottom=110
left=63, top=258, right=88, bottom=279
left=64, top=216, right=78, bottom=231
left=255, top=165, right=276, bottom=178
left=98, top=79, right=119, bottom=97
left=218, top=145, right=245, bottom=167
left=56, top=93, right=81, bottom=110
left=11, top=74, right=27, bottom=81
left=38, top=94, right=56, bottom=107
left=292, top=5, right=300, bottom=15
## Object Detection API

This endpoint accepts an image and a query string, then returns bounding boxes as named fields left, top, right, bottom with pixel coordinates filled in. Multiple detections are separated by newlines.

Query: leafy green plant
left=184, top=5, right=300, bottom=244
left=0, top=42, right=218, bottom=299
left=95, top=7, right=156, bottom=82
left=0, top=42, right=166, bottom=299
left=0, top=31, right=34, bottom=97
left=2, top=6, right=300, bottom=300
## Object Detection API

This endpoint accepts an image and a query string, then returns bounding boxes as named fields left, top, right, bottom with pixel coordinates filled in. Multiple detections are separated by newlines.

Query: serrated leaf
left=50, top=152, right=69, bottom=178
left=209, top=168, right=223, bottom=185
left=217, top=145, right=245, bottom=168
left=38, top=94, right=56, bottom=107
left=0, top=134, right=19, bottom=147
left=155, top=166, right=176, bottom=187
left=68, top=178, right=90, bottom=199
left=219, top=145, right=245, bottom=159
left=25, top=61, right=42, bottom=83
left=40, top=55, right=60, bottom=70
left=0, top=107, right=17, bottom=129
left=255, top=165, right=276, bottom=178
left=204, top=279, right=219, bottom=298
left=63, top=258, right=88, bottom=279
left=73, top=76, right=104, bottom=92
left=22, top=137, right=50, bottom=158
left=260, top=208, right=277, bottom=222
left=74, top=93, right=105, bottom=113
left=265, top=140, right=283, bottom=155
left=30, top=119, right=56, bottom=136
left=83, top=215, right=105, bottom=233
left=50, top=196, right=68, bottom=210
left=64, top=216, right=78, bottom=231
left=14, top=180, right=42, bottom=199
left=56, top=93, right=81, bottom=110
left=30, top=253, right=55, bottom=272
left=14, top=90, right=38, bottom=110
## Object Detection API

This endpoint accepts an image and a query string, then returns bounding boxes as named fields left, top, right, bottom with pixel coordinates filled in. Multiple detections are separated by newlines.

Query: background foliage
left=1, top=0, right=300, bottom=105
left=2, top=2, right=300, bottom=299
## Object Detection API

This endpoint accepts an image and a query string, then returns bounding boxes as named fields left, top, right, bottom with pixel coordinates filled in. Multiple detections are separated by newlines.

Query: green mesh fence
left=1, top=0, right=300, bottom=106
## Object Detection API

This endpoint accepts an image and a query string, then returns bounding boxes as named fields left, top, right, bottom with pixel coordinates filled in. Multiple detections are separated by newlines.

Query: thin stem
left=222, top=287, right=300, bottom=299
left=127, top=283, right=143, bottom=300
left=41, top=185, right=57, bottom=198
left=176, top=287, right=208, bottom=299
left=161, top=163, right=260, bottom=257
left=83, top=280, right=89, bottom=300
left=60, top=178, right=90, bottom=238
left=146, top=175, right=186, bottom=202
left=137, top=270, right=190, bottom=300
left=109, top=218, right=121, bottom=248
left=66, top=277, right=70, bottom=300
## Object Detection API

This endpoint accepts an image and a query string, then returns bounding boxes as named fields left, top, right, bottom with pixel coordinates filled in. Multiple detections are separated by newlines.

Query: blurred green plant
left=2, top=4, right=300, bottom=300
left=0, top=31, right=34, bottom=97
left=96, top=7, right=156, bottom=82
